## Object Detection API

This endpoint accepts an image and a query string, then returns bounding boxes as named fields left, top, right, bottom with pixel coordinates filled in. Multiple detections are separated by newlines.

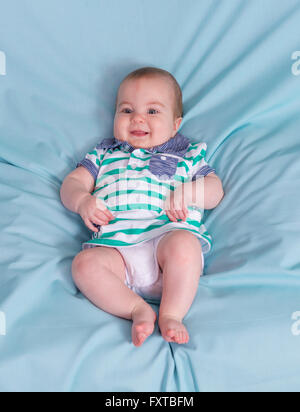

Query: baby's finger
left=107, top=209, right=114, bottom=219
left=92, top=211, right=111, bottom=225
left=95, top=209, right=113, bottom=221
left=105, top=209, right=114, bottom=220
left=172, top=209, right=181, bottom=220
left=94, top=212, right=109, bottom=224
left=176, top=210, right=186, bottom=221
left=84, top=218, right=99, bottom=232
left=167, top=210, right=177, bottom=222
left=165, top=193, right=174, bottom=212
left=92, top=215, right=109, bottom=225
left=91, top=211, right=109, bottom=224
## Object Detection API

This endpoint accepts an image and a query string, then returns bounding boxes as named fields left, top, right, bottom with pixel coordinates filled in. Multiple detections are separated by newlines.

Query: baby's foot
left=158, top=315, right=189, bottom=344
left=131, top=302, right=157, bottom=347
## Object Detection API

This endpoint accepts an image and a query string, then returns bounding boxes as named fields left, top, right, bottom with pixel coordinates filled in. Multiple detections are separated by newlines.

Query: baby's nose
left=132, top=112, right=145, bottom=122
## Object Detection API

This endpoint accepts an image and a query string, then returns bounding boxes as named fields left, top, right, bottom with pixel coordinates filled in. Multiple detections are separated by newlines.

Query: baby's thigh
left=156, top=230, right=202, bottom=270
left=72, top=246, right=127, bottom=283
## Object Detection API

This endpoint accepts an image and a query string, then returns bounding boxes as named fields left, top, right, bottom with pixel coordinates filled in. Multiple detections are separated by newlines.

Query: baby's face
left=114, top=76, right=182, bottom=149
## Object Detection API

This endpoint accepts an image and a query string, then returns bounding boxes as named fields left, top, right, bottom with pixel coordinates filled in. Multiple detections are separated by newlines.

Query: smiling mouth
left=130, top=131, right=149, bottom=137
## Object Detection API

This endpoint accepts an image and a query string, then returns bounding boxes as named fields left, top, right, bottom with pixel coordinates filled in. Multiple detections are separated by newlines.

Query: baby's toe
left=175, top=331, right=183, bottom=344
left=137, top=332, right=147, bottom=346
left=175, top=329, right=189, bottom=344
left=132, top=329, right=146, bottom=347
left=132, top=322, right=155, bottom=347
left=166, top=328, right=176, bottom=342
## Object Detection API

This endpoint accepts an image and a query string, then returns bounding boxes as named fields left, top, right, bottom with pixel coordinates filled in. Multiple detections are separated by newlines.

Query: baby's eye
left=122, top=108, right=132, bottom=114
left=148, top=108, right=158, bottom=115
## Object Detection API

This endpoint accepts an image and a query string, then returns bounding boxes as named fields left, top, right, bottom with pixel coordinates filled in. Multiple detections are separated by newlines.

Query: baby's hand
left=164, top=184, right=189, bottom=222
left=77, top=194, right=114, bottom=232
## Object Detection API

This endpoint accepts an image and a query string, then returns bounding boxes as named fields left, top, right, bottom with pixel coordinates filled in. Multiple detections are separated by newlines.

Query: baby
left=60, top=67, right=224, bottom=347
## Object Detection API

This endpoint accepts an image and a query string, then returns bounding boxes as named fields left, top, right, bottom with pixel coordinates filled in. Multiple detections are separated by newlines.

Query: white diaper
left=116, top=233, right=204, bottom=301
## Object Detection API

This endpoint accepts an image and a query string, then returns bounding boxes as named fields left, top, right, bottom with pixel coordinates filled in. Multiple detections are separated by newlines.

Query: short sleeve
left=188, top=143, right=216, bottom=181
left=76, top=143, right=107, bottom=183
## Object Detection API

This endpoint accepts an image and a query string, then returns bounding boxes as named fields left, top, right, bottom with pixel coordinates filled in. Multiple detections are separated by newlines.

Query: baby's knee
left=71, top=250, right=92, bottom=279
left=164, top=231, right=202, bottom=264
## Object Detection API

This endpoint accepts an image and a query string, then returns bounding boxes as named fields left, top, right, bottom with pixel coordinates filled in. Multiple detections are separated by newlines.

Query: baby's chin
left=123, top=135, right=170, bottom=149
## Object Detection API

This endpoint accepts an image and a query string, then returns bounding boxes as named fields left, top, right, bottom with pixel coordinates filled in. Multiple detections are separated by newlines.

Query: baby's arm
left=60, top=166, right=114, bottom=231
left=189, top=173, right=224, bottom=210
left=60, top=166, right=95, bottom=214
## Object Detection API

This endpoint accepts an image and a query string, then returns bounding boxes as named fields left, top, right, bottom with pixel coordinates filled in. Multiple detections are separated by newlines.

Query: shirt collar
left=111, top=132, right=190, bottom=156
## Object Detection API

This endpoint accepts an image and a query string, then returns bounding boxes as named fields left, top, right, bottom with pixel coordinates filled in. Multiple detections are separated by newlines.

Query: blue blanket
left=1, top=0, right=300, bottom=392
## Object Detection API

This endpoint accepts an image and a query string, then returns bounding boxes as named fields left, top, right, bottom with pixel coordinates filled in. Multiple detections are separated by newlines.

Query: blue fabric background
left=1, top=0, right=300, bottom=392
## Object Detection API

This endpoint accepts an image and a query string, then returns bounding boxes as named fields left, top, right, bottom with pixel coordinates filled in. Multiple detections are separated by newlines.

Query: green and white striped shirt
left=77, top=133, right=216, bottom=254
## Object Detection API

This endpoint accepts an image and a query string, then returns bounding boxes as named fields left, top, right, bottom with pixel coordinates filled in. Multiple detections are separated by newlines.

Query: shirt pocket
left=149, top=154, right=179, bottom=180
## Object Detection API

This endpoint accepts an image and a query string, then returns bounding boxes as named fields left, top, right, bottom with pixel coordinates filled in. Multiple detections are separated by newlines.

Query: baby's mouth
left=130, top=131, right=149, bottom=137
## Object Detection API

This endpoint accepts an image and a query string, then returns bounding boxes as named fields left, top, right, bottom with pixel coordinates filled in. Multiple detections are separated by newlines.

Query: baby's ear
left=174, top=117, right=183, bottom=133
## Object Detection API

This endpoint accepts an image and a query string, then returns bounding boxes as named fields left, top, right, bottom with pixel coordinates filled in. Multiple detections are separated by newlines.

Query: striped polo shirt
left=76, top=132, right=216, bottom=254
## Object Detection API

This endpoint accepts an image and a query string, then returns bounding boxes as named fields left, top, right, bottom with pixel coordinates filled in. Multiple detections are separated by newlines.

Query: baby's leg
left=156, top=230, right=203, bottom=344
left=72, top=246, right=156, bottom=347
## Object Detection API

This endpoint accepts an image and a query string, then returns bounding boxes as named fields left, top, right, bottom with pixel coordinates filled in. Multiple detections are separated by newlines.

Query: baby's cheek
left=114, top=116, right=127, bottom=136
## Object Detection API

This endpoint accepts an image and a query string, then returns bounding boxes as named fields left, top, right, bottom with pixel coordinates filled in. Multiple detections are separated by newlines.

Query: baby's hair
left=116, top=67, right=183, bottom=119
